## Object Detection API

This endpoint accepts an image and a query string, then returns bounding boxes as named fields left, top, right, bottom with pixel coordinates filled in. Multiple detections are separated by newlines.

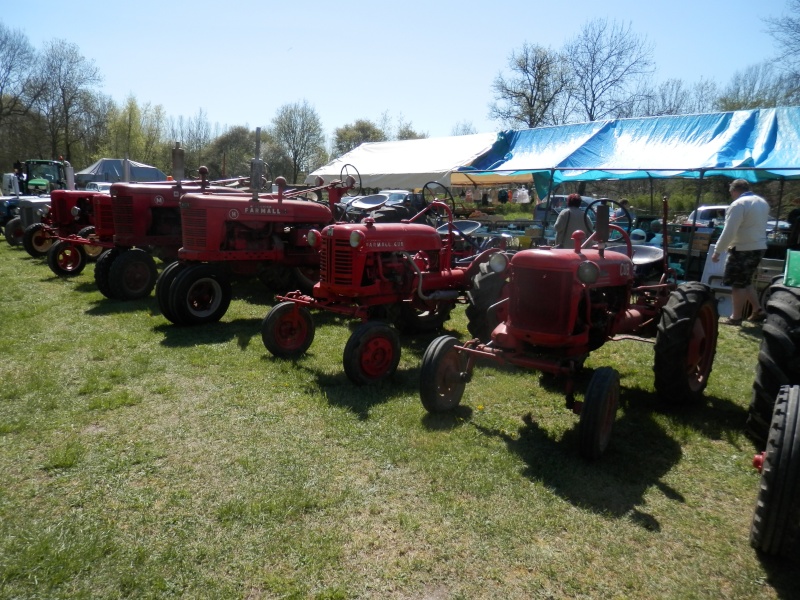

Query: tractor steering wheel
left=585, top=198, right=633, bottom=243
left=422, top=182, right=456, bottom=219
left=339, top=163, right=363, bottom=197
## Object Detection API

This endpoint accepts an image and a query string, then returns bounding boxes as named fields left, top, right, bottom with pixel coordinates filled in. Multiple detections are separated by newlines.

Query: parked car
left=85, top=182, right=113, bottom=193
left=686, top=205, right=791, bottom=232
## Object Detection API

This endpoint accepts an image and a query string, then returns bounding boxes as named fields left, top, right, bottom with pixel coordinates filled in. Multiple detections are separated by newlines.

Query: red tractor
left=23, top=189, right=102, bottom=260
left=260, top=183, right=509, bottom=386
left=155, top=172, right=356, bottom=326
left=47, top=193, right=113, bottom=277
left=418, top=200, right=719, bottom=460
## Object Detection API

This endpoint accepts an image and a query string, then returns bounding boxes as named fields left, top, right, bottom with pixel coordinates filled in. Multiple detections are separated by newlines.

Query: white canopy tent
left=306, top=133, right=498, bottom=190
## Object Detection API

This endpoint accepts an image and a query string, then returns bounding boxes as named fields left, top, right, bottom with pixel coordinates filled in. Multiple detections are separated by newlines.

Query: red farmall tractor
left=23, top=189, right=103, bottom=260
left=47, top=192, right=113, bottom=277
left=418, top=200, right=719, bottom=460
left=155, top=171, right=356, bottom=326
left=260, top=183, right=509, bottom=386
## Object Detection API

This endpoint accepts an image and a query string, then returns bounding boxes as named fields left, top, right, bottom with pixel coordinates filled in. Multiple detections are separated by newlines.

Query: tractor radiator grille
left=511, top=268, right=573, bottom=335
left=320, top=237, right=353, bottom=285
left=182, top=209, right=207, bottom=249
left=20, top=206, right=38, bottom=227
left=112, top=197, right=134, bottom=235
left=94, top=202, right=114, bottom=235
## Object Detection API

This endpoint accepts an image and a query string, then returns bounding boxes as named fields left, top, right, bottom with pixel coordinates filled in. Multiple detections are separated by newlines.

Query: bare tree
left=765, top=0, right=800, bottom=67
left=563, top=19, right=655, bottom=122
left=715, top=62, right=797, bottom=110
left=270, top=100, right=325, bottom=183
left=0, top=23, right=43, bottom=129
left=489, top=43, right=570, bottom=129
left=451, top=121, right=478, bottom=136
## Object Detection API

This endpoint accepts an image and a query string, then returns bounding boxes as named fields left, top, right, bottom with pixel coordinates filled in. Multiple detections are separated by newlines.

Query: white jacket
left=714, top=192, right=769, bottom=253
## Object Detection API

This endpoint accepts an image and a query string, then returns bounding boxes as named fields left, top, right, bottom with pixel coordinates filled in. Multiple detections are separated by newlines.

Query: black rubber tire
left=343, top=321, right=401, bottom=386
left=292, top=266, right=320, bottom=296
left=77, top=226, right=103, bottom=261
left=47, top=240, right=87, bottom=277
left=419, top=335, right=467, bottom=413
left=4, top=216, right=23, bottom=246
left=94, top=248, right=120, bottom=299
left=155, top=261, right=189, bottom=325
left=258, top=264, right=296, bottom=293
left=749, top=283, right=800, bottom=445
left=394, top=301, right=452, bottom=334
left=169, top=264, right=232, bottom=325
left=578, top=367, right=620, bottom=460
left=109, top=248, right=158, bottom=300
left=466, top=265, right=507, bottom=341
left=653, top=282, right=718, bottom=405
left=750, top=385, right=800, bottom=556
left=22, top=222, right=53, bottom=257
left=261, top=301, right=315, bottom=359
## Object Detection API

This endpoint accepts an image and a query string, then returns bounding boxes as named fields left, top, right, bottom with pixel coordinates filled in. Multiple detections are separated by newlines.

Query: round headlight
left=349, top=230, right=366, bottom=248
left=577, top=260, right=600, bottom=284
left=488, top=252, right=509, bottom=273
left=71, top=206, right=81, bottom=218
left=307, top=229, right=320, bottom=248
left=37, top=207, right=48, bottom=216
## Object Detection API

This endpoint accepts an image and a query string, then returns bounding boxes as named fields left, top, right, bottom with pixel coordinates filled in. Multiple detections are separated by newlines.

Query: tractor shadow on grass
left=755, top=547, right=800, bottom=599
left=155, top=317, right=264, bottom=350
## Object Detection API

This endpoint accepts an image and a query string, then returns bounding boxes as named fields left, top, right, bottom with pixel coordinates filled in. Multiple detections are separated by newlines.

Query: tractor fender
left=463, top=248, right=506, bottom=281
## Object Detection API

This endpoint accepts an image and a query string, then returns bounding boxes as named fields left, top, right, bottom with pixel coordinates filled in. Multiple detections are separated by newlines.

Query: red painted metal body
left=48, top=190, right=97, bottom=235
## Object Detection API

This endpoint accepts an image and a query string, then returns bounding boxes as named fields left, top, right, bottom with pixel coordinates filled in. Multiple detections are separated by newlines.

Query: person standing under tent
left=712, top=179, right=770, bottom=325
left=554, top=193, right=593, bottom=248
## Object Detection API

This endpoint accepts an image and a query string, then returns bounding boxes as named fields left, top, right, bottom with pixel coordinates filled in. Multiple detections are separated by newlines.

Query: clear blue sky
left=3, top=0, right=790, bottom=140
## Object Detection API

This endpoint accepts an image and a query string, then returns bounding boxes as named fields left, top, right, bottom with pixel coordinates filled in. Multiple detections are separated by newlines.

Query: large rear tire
left=578, top=367, right=620, bottom=460
left=419, top=336, right=467, bottom=413
left=47, top=240, right=87, bottom=277
left=343, top=321, right=401, bottom=385
left=653, top=282, right=718, bottom=405
left=749, top=283, right=800, bottom=445
left=155, top=261, right=188, bottom=325
left=466, top=265, right=507, bottom=341
left=109, top=248, right=158, bottom=300
left=22, top=222, right=53, bottom=257
left=394, top=301, right=451, bottom=334
left=750, top=385, right=800, bottom=556
left=261, top=301, right=315, bottom=359
left=169, top=264, right=232, bottom=326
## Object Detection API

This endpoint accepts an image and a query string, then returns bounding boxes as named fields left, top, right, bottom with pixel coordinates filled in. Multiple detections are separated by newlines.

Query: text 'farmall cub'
left=420, top=200, right=719, bottom=460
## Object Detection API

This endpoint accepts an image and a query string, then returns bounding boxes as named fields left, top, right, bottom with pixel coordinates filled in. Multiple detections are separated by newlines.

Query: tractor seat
left=436, top=220, right=483, bottom=237
left=607, top=244, right=664, bottom=266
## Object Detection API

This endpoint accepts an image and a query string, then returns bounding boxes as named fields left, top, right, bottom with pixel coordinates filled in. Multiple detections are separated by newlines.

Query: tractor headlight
left=71, top=206, right=81, bottom=218
left=37, top=207, right=48, bottom=217
left=488, top=252, right=509, bottom=273
left=577, top=260, right=600, bottom=284
left=349, top=230, right=366, bottom=248
left=306, top=229, right=321, bottom=248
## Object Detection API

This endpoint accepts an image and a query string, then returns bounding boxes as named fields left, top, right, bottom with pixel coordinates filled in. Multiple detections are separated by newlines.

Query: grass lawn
left=0, top=241, right=797, bottom=599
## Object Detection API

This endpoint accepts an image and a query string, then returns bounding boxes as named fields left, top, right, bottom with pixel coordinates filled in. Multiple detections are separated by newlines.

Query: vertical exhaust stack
left=123, top=157, right=132, bottom=182
left=172, top=142, right=185, bottom=192
left=250, top=127, right=265, bottom=202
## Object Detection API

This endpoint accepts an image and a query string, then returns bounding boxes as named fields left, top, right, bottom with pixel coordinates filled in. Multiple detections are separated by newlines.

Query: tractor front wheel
left=94, top=248, right=120, bottom=298
left=343, top=321, right=401, bottom=385
left=22, top=222, right=53, bottom=257
left=169, top=264, right=232, bottom=325
left=109, top=248, right=158, bottom=300
left=750, top=385, right=800, bottom=556
left=155, top=261, right=189, bottom=324
left=77, top=226, right=103, bottom=261
left=47, top=240, right=87, bottom=277
left=261, top=301, right=315, bottom=359
left=578, top=367, right=620, bottom=460
left=653, top=282, right=718, bottom=405
left=4, top=216, right=23, bottom=246
left=419, top=335, right=467, bottom=413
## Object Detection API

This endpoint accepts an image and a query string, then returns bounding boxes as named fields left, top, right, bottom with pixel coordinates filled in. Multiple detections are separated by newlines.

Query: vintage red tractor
left=260, top=183, right=509, bottom=386
left=155, top=172, right=356, bottom=326
left=47, top=193, right=113, bottom=277
left=23, top=189, right=103, bottom=260
left=418, top=200, right=719, bottom=460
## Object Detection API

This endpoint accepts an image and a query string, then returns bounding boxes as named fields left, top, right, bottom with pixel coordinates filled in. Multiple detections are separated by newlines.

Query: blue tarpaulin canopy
left=452, top=107, right=800, bottom=199
left=75, top=158, right=167, bottom=186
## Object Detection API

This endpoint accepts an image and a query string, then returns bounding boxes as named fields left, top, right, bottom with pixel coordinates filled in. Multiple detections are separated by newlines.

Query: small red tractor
left=23, top=189, right=102, bottom=259
left=47, top=192, right=113, bottom=277
left=746, top=271, right=800, bottom=557
left=260, top=183, right=509, bottom=385
left=155, top=170, right=356, bottom=326
left=418, top=200, right=719, bottom=460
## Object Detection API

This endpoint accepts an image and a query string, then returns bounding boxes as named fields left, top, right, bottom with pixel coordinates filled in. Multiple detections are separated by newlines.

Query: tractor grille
left=113, top=196, right=134, bottom=235
left=94, top=201, right=114, bottom=235
left=511, top=268, right=573, bottom=335
left=182, top=208, right=207, bottom=249
left=320, top=237, right=354, bottom=285
left=20, top=206, right=39, bottom=227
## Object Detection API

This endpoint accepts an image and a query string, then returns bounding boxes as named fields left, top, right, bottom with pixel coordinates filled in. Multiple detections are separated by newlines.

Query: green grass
left=0, top=242, right=797, bottom=599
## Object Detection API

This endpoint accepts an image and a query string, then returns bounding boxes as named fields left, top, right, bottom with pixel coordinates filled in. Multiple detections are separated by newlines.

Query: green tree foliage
left=269, top=100, right=325, bottom=183
left=333, top=119, right=386, bottom=157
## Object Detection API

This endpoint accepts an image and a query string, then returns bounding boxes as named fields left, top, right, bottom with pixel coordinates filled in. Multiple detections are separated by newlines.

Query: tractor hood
left=321, top=221, right=443, bottom=252
left=180, top=193, right=332, bottom=224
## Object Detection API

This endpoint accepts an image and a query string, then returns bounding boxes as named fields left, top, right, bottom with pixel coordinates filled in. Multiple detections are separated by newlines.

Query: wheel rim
left=85, top=244, right=103, bottom=259
left=359, top=335, right=396, bottom=378
left=434, top=347, right=465, bottom=404
left=686, top=302, right=717, bottom=392
left=57, top=246, right=83, bottom=272
left=32, top=230, right=52, bottom=252
left=123, top=260, right=153, bottom=294
left=185, top=277, right=223, bottom=318
left=275, top=309, right=310, bottom=351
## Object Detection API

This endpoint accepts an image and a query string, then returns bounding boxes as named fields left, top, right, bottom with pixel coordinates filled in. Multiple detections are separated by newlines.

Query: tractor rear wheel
left=293, top=266, right=320, bottom=296
left=47, top=240, right=87, bottom=277
left=94, top=248, right=120, bottom=299
left=419, top=335, right=467, bottom=413
left=394, top=301, right=451, bottom=334
left=258, top=264, right=296, bottom=293
left=466, top=265, right=507, bottom=341
left=750, top=385, right=800, bottom=556
left=22, top=222, right=53, bottom=257
left=653, top=282, right=718, bottom=405
left=261, top=301, right=315, bottom=359
left=77, top=226, right=103, bottom=261
left=578, top=367, right=620, bottom=460
left=343, top=321, right=401, bottom=385
left=749, top=283, right=800, bottom=445
left=109, top=248, right=158, bottom=300
left=156, top=261, right=189, bottom=324
left=169, top=264, right=232, bottom=325
left=4, top=216, right=23, bottom=246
